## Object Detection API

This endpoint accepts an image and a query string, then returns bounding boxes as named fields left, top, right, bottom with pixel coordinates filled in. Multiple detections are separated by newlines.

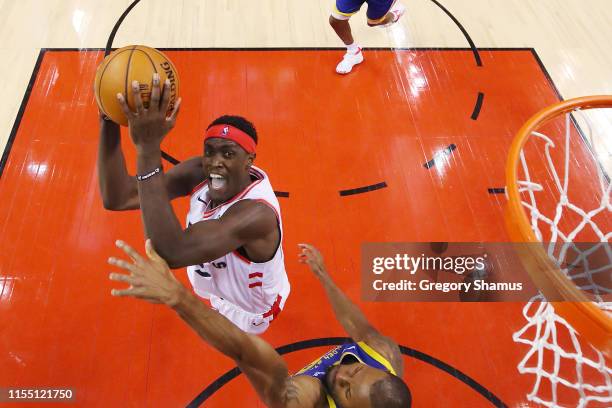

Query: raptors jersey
left=186, top=166, right=290, bottom=320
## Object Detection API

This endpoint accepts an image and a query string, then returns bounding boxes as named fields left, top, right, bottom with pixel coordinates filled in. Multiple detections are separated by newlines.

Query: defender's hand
left=298, top=244, right=328, bottom=278
left=109, top=239, right=184, bottom=306
left=116, top=73, right=181, bottom=150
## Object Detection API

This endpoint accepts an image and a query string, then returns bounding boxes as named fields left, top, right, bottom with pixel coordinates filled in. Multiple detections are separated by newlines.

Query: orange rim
left=505, top=95, right=612, bottom=357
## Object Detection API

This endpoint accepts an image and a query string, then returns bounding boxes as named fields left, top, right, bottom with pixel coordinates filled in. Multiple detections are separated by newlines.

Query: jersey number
left=194, top=263, right=211, bottom=278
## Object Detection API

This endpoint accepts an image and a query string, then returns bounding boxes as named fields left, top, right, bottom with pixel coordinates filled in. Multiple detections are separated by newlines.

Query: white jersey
left=185, top=166, right=290, bottom=331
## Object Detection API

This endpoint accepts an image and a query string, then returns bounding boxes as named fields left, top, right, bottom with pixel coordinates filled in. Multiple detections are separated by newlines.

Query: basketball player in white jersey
left=109, top=241, right=411, bottom=407
left=98, top=74, right=290, bottom=334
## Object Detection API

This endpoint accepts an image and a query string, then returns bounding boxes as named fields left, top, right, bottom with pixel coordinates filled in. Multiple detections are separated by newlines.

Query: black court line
left=568, top=113, right=611, bottom=183
left=471, top=92, right=485, bottom=120
left=105, top=0, right=141, bottom=56
left=399, top=346, right=507, bottom=408
left=186, top=337, right=507, bottom=407
left=428, top=0, right=482, bottom=67
left=488, top=188, right=506, bottom=194
left=0, top=48, right=563, bottom=183
left=44, top=47, right=537, bottom=52
left=161, top=151, right=180, bottom=165
left=274, top=191, right=290, bottom=198
left=424, top=144, right=457, bottom=169
left=529, top=49, right=610, bottom=183
left=339, top=182, right=387, bottom=196
left=529, top=49, right=563, bottom=101
left=426, top=1, right=484, bottom=121
left=0, top=49, right=46, bottom=179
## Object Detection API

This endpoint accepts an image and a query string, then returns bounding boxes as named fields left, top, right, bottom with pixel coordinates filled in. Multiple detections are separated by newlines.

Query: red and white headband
left=205, top=124, right=257, bottom=154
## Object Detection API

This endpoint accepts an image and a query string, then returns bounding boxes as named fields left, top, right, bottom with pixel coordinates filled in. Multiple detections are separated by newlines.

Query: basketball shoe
left=379, top=2, right=406, bottom=28
left=335, top=47, right=364, bottom=74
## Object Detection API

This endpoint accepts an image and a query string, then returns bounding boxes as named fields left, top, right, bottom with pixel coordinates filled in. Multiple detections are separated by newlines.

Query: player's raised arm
left=97, top=80, right=195, bottom=211
left=97, top=112, right=140, bottom=210
left=108, top=240, right=293, bottom=408
left=298, top=244, right=404, bottom=377
left=116, top=74, right=279, bottom=269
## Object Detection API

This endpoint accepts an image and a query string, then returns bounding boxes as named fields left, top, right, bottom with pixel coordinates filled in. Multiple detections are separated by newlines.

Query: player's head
left=326, top=362, right=411, bottom=407
left=203, top=115, right=258, bottom=202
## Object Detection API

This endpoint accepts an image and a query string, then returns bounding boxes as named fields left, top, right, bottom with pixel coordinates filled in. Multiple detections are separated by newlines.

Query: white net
left=512, top=109, right=612, bottom=407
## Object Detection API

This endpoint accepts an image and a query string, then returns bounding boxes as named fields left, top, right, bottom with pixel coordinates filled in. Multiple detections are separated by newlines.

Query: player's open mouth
left=209, top=173, right=227, bottom=191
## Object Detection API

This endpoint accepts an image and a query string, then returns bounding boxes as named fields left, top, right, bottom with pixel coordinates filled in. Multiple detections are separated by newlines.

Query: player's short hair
left=369, top=373, right=412, bottom=408
left=208, top=115, right=258, bottom=145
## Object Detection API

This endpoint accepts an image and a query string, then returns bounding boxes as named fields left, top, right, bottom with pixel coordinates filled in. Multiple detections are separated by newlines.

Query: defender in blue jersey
left=330, top=0, right=406, bottom=74
left=109, top=241, right=411, bottom=407
left=295, top=341, right=401, bottom=407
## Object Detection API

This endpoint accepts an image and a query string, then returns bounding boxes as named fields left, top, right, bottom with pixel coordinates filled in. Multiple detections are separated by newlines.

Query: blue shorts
left=334, top=0, right=394, bottom=22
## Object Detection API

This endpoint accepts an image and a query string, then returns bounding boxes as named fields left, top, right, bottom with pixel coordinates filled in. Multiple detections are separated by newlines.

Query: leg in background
left=367, top=0, right=405, bottom=28
left=329, top=15, right=364, bottom=74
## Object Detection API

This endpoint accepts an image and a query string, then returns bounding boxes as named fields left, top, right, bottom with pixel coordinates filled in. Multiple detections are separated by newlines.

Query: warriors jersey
left=185, top=166, right=290, bottom=322
left=295, top=342, right=396, bottom=407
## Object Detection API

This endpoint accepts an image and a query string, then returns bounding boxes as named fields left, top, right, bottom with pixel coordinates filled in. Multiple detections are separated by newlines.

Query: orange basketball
left=94, top=45, right=180, bottom=126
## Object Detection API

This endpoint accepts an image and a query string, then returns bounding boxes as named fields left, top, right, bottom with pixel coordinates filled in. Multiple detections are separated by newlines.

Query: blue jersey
left=295, top=342, right=396, bottom=407
left=334, top=0, right=395, bottom=21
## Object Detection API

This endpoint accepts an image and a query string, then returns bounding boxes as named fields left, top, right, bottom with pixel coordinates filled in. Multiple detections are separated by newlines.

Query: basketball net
left=506, top=97, right=612, bottom=408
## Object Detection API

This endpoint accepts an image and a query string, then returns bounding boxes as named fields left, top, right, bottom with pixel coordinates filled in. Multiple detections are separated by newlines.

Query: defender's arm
left=108, top=240, right=295, bottom=408
left=299, top=244, right=404, bottom=376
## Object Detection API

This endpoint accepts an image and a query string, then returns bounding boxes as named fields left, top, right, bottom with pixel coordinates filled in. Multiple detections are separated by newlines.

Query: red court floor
left=0, top=49, right=607, bottom=407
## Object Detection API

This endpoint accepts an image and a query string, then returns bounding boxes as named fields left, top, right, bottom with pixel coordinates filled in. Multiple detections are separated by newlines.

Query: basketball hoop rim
left=505, top=95, right=612, bottom=358
left=506, top=95, right=612, bottom=243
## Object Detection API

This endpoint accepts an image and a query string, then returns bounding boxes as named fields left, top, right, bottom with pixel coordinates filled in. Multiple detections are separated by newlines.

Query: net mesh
left=512, top=109, right=612, bottom=407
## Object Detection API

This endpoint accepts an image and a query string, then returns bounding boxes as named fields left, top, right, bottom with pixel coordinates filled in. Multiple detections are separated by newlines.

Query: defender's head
left=326, top=362, right=411, bottom=407
left=203, top=115, right=258, bottom=203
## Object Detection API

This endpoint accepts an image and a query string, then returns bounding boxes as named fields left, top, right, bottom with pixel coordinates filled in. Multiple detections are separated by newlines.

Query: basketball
left=94, top=45, right=180, bottom=126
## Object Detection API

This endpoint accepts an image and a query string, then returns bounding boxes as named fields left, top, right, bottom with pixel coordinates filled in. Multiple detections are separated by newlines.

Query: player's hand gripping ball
left=94, top=45, right=180, bottom=126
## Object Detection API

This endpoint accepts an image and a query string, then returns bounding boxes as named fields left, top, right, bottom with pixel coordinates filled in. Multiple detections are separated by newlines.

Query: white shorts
left=209, top=294, right=286, bottom=334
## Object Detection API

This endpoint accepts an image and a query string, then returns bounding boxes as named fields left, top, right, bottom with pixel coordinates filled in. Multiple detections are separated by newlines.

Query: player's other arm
left=299, top=244, right=404, bottom=376
left=97, top=114, right=137, bottom=209
left=114, top=76, right=278, bottom=268
left=108, top=240, right=295, bottom=408
left=97, top=112, right=197, bottom=210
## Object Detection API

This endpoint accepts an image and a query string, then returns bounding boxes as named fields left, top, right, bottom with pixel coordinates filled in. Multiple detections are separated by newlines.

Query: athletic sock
left=346, top=43, right=360, bottom=54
